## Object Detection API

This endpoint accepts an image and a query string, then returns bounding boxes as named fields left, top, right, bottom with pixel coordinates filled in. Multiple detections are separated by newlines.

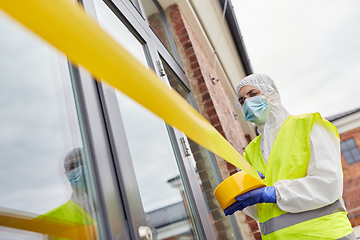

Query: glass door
left=0, top=9, right=108, bottom=240
left=89, top=0, right=206, bottom=239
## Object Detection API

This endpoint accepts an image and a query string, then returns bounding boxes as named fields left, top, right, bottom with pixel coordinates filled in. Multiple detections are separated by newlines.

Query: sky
left=232, top=0, right=360, bottom=118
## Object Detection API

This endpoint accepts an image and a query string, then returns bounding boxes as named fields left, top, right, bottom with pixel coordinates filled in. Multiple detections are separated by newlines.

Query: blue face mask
left=67, top=166, right=86, bottom=190
left=243, top=95, right=269, bottom=124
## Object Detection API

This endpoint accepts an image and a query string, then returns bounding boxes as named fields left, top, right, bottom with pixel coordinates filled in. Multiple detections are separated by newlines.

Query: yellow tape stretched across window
left=0, top=0, right=259, bottom=180
left=0, top=0, right=261, bottom=236
left=0, top=1, right=261, bottom=234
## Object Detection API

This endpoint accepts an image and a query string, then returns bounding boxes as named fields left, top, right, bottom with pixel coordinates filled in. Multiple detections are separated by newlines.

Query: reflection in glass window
left=341, top=138, right=360, bottom=164
left=0, top=11, right=101, bottom=239
left=94, top=1, right=200, bottom=239
left=163, top=63, right=241, bottom=240
left=140, top=0, right=179, bottom=61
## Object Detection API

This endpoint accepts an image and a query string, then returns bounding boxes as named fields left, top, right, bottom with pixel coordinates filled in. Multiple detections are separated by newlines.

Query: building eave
left=218, top=0, right=253, bottom=75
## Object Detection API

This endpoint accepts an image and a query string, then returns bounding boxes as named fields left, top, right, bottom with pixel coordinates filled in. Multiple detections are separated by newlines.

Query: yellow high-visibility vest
left=37, top=200, right=95, bottom=240
left=243, top=113, right=354, bottom=239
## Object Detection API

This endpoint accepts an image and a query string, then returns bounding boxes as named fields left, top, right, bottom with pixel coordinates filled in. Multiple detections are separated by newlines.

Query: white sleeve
left=274, top=121, right=343, bottom=213
left=243, top=205, right=259, bottom=221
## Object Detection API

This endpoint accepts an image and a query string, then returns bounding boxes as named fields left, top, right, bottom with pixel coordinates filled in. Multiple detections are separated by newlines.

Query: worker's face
left=65, top=157, right=82, bottom=172
left=237, top=85, right=262, bottom=107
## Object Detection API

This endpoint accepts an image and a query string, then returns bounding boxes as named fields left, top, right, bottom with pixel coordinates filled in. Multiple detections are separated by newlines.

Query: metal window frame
left=69, top=63, right=131, bottom=240
left=76, top=0, right=227, bottom=239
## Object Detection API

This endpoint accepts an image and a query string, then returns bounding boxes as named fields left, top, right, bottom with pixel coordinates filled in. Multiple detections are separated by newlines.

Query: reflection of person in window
left=37, top=148, right=96, bottom=240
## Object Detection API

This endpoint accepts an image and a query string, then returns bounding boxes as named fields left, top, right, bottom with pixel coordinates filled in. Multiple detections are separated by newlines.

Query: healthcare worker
left=225, top=74, right=355, bottom=239
left=36, top=148, right=96, bottom=240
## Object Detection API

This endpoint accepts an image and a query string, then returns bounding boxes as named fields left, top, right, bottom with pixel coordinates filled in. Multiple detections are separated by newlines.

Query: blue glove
left=257, top=171, right=265, bottom=179
left=224, top=186, right=276, bottom=216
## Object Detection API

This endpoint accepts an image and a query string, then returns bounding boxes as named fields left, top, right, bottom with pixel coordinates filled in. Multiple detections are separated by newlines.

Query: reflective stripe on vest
left=259, top=199, right=346, bottom=236
left=338, top=232, right=356, bottom=240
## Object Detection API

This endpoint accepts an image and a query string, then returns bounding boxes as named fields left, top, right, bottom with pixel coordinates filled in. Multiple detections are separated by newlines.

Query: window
left=140, top=0, right=182, bottom=64
left=0, top=10, right=103, bottom=239
left=163, top=61, right=243, bottom=240
left=341, top=138, right=360, bottom=164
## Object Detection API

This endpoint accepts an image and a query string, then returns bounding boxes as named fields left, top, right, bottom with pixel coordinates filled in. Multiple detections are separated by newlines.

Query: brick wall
left=164, top=4, right=259, bottom=240
left=340, top=126, right=360, bottom=227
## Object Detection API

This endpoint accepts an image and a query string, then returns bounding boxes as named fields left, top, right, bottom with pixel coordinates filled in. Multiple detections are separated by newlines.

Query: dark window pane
left=344, top=151, right=355, bottom=164
left=347, top=138, right=357, bottom=148
left=350, top=148, right=360, bottom=162
left=341, top=141, right=349, bottom=151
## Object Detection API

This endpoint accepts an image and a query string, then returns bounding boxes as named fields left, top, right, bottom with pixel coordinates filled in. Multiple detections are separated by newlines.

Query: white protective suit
left=235, top=74, right=343, bottom=220
left=64, top=148, right=96, bottom=219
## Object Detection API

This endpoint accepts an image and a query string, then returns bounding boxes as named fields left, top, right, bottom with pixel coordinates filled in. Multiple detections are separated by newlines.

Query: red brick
left=245, top=215, right=255, bottom=222
left=190, top=62, right=199, bottom=69
left=356, top=216, right=360, bottom=225
left=185, top=48, right=195, bottom=57
left=210, top=116, right=220, bottom=126
left=350, top=218, right=357, bottom=227
left=254, top=231, right=262, bottom=240
left=196, top=160, right=205, bottom=169
left=176, top=28, right=187, bottom=37
left=202, top=93, right=211, bottom=101
left=229, top=168, right=237, bottom=175
left=215, top=221, right=225, bottom=231
left=174, top=22, right=185, bottom=31
left=204, top=100, right=214, bottom=110
left=202, top=181, right=212, bottom=191
left=152, top=26, right=162, bottom=33
left=217, top=230, right=228, bottom=240
left=183, top=42, right=192, bottom=50
left=149, top=20, right=160, bottom=28
left=170, top=9, right=180, bottom=18
left=193, top=68, right=202, bottom=77
left=206, top=108, right=217, bottom=118
left=226, top=162, right=237, bottom=172
left=197, top=76, right=205, bottom=84
left=172, top=16, right=183, bottom=25
left=215, top=124, right=224, bottom=133
left=248, top=220, right=259, bottom=233
left=199, top=171, right=209, bottom=180
left=180, top=35, right=189, bottom=44
left=198, top=83, right=208, bottom=93
left=188, top=55, right=197, bottom=63
left=193, top=152, right=203, bottom=161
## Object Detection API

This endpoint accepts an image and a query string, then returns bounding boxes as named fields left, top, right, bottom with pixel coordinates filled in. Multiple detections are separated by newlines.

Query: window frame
left=79, top=0, right=218, bottom=239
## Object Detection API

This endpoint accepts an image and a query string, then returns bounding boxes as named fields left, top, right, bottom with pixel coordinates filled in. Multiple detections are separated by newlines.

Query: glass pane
left=94, top=1, right=199, bottom=239
left=347, top=138, right=357, bottom=148
left=140, top=0, right=177, bottom=58
left=340, top=141, right=349, bottom=151
left=0, top=11, right=101, bottom=239
left=350, top=148, right=360, bottom=162
left=163, top=63, right=241, bottom=240
left=344, top=151, right=355, bottom=164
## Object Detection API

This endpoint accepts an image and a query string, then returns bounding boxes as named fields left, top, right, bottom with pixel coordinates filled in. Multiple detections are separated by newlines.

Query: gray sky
left=232, top=0, right=360, bottom=118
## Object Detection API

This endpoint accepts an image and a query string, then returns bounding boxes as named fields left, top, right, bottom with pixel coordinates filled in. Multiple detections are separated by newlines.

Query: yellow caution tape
left=0, top=210, right=95, bottom=240
left=0, top=0, right=259, bottom=179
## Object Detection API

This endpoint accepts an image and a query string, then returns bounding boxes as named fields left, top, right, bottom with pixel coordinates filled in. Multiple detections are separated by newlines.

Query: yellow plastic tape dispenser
left=214, top=171, right=266, bottom=211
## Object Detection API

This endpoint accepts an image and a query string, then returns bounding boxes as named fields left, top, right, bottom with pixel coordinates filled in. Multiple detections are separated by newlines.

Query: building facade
left=328, top=108, right=360, bottom=237
left=0, top=0, right=261, bottom=239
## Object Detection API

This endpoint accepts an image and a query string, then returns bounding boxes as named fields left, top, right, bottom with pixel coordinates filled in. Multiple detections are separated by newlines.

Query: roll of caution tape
left=214, top=171, right=266, bottom=210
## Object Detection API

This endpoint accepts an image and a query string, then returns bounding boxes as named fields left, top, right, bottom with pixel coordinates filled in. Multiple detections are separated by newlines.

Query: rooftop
left=326, top=107, right=360, bottom=122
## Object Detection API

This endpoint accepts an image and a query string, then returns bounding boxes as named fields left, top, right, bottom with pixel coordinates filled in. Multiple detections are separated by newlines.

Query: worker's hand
left=223, top=186, right=276, bottom=216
